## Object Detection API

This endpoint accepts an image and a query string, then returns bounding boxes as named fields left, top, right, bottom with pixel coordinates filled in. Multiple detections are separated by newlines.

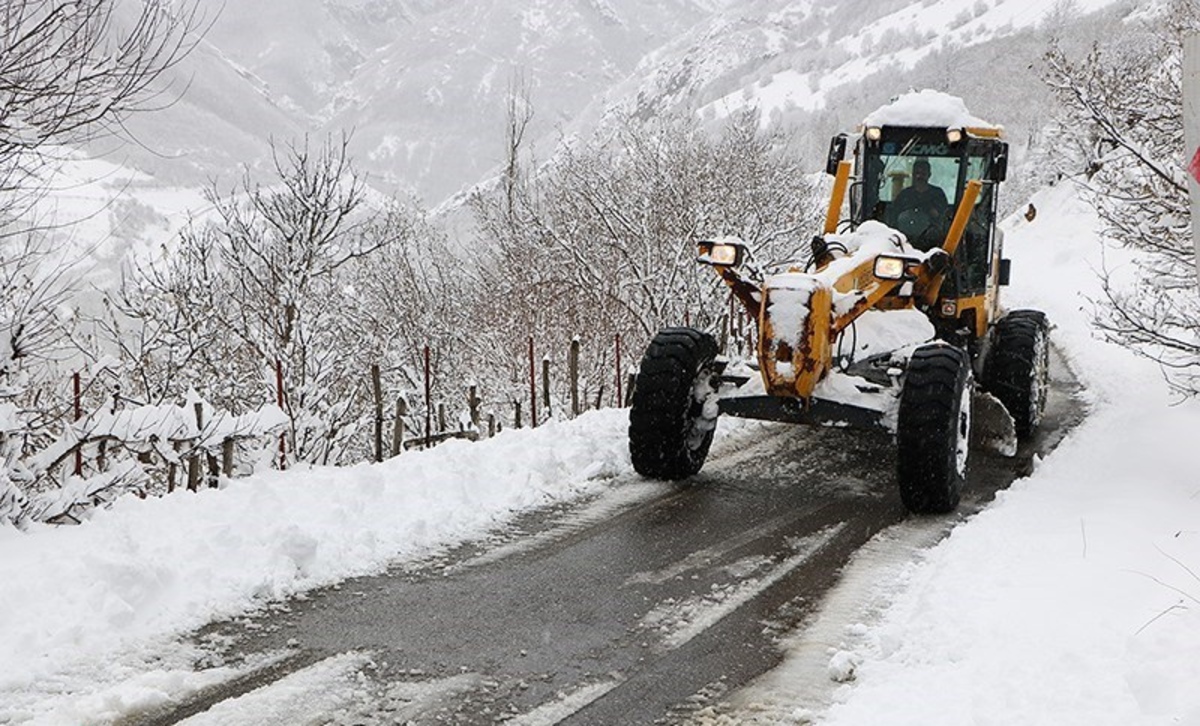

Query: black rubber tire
left=983, top=310, right=1050, bottom=440
left=629, top=328, right=720, bottom=480
left=896, top=343, right=972, bottom=514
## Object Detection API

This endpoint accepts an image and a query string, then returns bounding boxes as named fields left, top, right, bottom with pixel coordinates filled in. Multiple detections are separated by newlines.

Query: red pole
left=73, top=372, right=82, bottom=477
left=276, top=359, right=287, bottom=469
left=615, top=333, right=623, bottom=407
left=424, top=345, right=432, bottom=446
left=528, top=336, right=538, bottom=427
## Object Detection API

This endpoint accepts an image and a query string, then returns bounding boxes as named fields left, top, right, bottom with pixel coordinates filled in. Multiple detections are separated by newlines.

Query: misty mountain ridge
left=67, top=0, right=1134, bottom=264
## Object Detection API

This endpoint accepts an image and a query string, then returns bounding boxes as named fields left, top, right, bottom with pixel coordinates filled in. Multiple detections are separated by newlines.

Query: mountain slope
left=110, top=0, right=723, bottom=202
left=76, top=0, right=1134, bottom=257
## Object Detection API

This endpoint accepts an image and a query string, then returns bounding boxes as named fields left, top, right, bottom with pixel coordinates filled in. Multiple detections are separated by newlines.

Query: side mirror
left=826, top=134, right=848, bottom=176
left=697, top=239, right=747, bottom=267
left=998, top=258, right=1011, bottom=286
left=991, top=144, right=1009, bottom=182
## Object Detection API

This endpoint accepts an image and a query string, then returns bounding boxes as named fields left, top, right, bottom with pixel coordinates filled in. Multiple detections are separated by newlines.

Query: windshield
left=854, top=129, right=998, bottom=251
left=863, top=132, right=960, bottom=212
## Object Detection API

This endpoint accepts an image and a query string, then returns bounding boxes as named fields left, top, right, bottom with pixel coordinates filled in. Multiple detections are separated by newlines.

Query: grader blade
left=971, top=389, right=1017, bottom=457
left=719, top=396, right=888, bottom=431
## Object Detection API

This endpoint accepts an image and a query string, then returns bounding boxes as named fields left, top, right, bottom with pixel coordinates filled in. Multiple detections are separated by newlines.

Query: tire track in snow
left=641, top=523, right=848, bottom=650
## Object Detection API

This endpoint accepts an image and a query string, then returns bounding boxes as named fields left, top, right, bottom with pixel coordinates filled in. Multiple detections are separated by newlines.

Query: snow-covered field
left=2, top=181, right=1198, bottom=725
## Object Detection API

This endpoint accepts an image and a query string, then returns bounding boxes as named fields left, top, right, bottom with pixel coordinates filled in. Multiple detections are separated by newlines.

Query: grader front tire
left=628, top=328, right=720, bottom=480
left=896, top=343, right=972, bottom=514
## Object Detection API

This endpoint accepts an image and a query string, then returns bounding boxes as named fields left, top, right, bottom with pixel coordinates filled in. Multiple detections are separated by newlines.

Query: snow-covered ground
left=2, top=180, right=1199, bottom=725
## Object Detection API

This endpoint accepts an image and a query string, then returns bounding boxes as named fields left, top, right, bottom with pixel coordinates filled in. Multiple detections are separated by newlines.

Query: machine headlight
left=873, top=255, right=908, bottom=280
left=947, top=127, right=964, bottom=144
left=865, top=126, right=882, bottom=141
left=698, top=240, right=745, bottom=267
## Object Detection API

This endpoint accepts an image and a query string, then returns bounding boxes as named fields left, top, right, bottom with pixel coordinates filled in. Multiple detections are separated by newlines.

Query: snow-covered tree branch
left=470, top=108, right=822, bottom=407
left=1043, top=0, right=1200, bottom=396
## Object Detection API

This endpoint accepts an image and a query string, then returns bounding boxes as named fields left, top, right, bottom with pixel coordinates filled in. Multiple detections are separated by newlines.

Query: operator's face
left=913, top=168, right=930, bottom=187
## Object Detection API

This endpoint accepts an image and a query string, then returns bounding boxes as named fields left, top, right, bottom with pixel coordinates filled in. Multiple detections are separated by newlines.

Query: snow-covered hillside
left=100, top=0, right=1133, bottom=208
left=111, top=0, right=721, bottom=203
left=46, top=0, right=1133, bottom=288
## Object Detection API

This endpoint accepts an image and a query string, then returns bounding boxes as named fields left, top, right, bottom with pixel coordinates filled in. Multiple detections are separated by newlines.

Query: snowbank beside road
left=0, top=409, right=636, bottom=722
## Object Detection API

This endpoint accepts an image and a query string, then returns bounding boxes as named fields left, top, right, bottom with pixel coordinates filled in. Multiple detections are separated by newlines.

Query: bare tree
left=344, top=204, right=473, bottom=425
left=0, top=0, right=205, bottom=524
left=1043, top=0, right=1200, bottom=396
left=1, top=0, right=205, bottom=381
left=0, top=0, right=205, bottom=237
left=109, top=136, right=427, bottom=464
left=97, top=228, right=231, bottom=407
left=502, top=72, right=535, bottom=221
left=470, top=108, right=821, bottom=407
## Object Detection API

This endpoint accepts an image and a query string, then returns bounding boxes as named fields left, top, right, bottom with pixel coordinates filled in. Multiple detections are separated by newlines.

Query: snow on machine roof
left=860, top=88, right=1003, bottom=138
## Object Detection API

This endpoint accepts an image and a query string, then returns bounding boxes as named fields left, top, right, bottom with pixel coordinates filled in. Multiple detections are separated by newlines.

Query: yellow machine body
left=700, top=118, right=1009, bottom=407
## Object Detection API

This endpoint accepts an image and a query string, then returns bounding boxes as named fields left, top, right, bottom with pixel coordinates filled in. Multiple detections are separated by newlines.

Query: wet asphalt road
left=135, top=349, right=1084, bottom=726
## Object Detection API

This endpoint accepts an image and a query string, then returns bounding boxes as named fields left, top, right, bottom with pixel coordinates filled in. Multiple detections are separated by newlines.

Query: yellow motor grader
left=628, top=93, right=1050, bottom=514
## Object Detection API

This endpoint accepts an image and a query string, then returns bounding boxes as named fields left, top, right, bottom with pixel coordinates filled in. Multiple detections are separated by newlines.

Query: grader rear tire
left=629, top=328, right=719, bottom=480
left=896, top=343, right=972, bottom=514
left=984, top=310, right=1050, bottom=440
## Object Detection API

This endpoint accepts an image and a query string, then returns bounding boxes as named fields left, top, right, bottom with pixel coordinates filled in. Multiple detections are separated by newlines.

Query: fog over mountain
left=95, top=0, right=1131, bottom=212
left=109, top=0, right=723, bottom=202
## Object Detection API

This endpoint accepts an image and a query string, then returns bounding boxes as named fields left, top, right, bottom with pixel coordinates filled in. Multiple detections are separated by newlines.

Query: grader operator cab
left=628, top=91, right=1050, bottom=514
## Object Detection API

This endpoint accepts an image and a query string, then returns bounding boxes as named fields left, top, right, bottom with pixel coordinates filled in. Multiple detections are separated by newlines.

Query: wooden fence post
left=188, top=401, right=203, bottom=492
left=207, top=449, right=220, bottom=489
left=515, top=400, right=523, bottom=429
left=569, top=338, right=580, bottom=417
left=468, top=385, right=481, bottom=429
left=392, top=397, right=407, bottom=456
left=222, top=438, right=235, bottom=478
left=187, top=455, right=200, bottom=492
left=423, top=345, right=433, bottom=446
left=276, top=359, right=287, bottom=470
left=487, top=412, right=496, bottom=438
left=371, top=363, right=383, bottom=463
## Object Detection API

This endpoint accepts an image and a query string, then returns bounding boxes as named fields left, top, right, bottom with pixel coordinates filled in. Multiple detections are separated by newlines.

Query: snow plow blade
left=971, top=389, right=1017, bottom=457
left=718, top=396, right=887, bottom=431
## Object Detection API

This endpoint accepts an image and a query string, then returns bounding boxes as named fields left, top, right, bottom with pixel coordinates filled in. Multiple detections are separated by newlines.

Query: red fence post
left=72, top=372, right=82, bottom=476
left=615, top=333, right=623, bottom=408
left=424, top=345, right=432, bottom=446
left=276, top=359, right=287, bottom=470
